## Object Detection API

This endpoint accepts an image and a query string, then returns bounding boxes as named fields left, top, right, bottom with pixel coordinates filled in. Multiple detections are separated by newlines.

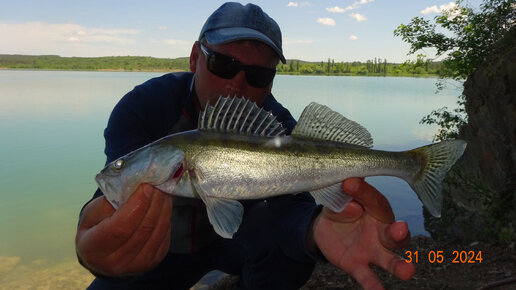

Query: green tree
left=394, top=0, right=515, bottom=140
left=383, top=59, right=387, bottom=75
left=400, top=54, right=431, bottom=75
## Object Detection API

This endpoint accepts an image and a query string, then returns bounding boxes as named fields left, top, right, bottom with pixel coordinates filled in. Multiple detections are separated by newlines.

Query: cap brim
left=204, top=27, right=286, bottom=63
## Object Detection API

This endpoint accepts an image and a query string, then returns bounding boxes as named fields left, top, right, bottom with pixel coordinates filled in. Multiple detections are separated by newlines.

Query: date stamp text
left=404, top=250, right=483, bottom=264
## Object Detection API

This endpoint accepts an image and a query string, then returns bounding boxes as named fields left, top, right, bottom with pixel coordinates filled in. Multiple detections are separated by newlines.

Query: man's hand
left=75, top=184, right=173, bottom=277
left=312, top=178, right=415, bottom=290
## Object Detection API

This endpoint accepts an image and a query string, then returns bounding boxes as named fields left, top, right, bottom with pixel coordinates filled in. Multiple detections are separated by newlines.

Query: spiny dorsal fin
left=199, top=96, right=286, bottom=137
left=292, top=102, right=373, bottom=148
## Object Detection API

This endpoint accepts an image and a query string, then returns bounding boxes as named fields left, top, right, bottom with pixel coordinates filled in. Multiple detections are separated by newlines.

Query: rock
left=425, top=27, right=516, bottom=242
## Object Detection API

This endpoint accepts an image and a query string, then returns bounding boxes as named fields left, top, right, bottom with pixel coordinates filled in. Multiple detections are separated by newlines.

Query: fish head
left=95, top=143, right=185, bottom=208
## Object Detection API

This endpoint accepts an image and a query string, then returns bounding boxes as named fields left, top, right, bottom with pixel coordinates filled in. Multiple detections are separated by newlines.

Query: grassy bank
left=0, top=54, right=440, bottom=77
left=0, top=55, right=190, bottom=72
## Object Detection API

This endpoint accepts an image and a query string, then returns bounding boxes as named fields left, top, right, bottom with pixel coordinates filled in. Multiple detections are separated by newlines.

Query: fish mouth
left=95, top=173, right=121, bottom=208
left=95, top=173, right=107, bottom=193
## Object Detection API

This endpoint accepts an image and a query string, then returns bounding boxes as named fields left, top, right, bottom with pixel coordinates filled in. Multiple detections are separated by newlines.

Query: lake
left=0, top=70, right=462, bottom=287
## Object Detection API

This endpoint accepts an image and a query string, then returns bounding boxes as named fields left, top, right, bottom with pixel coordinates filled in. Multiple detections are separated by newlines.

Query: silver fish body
left=167, top=131, right=419, bottom=200
left=96, top=97, right=466, bottom=238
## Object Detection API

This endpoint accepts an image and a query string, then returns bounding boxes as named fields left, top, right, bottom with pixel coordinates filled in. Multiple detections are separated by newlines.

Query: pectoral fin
left=311, top=183, right=353, bottom=212
left=190, top=170, right=243, bottom=239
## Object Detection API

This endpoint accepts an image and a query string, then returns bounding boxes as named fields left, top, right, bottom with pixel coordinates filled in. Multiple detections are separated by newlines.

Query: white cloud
left=164, top=39, right=189, bottom=45
left=0, top=21, right=145, bottom=56
left=349, top=13, right=367, bottom=22
left=349, top=35, right=359, bottom=40
left=421, top=2, right=457, bottom=15
left=317, top=18, right=336, bottom=26
left=421, top=6, right=440, bottom=14
left=327, top=0, right=374, bottom=13
left=287, top=2, right=311, bottom=8
left=74, top=28, right=139, bottom=44
left=326, top=6, right=349, bottom=13
left=0, top=22, right=139, bottom=45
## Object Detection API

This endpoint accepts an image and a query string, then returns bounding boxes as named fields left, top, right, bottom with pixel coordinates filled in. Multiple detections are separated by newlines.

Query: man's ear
left=190, top=42, right=200, bottom=73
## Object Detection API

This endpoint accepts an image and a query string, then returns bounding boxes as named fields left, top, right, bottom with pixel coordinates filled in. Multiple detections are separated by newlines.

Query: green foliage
left=0, top=54, right=443, bottom=77
left=395, top=0, right=515, bottom=80
left=0, top=55, right=190, bottom=71
left=276, top=58, right=441, bottom=76
left=420, top=93, right=467, bottom=141
left=394, top=0, right=515, bottom=140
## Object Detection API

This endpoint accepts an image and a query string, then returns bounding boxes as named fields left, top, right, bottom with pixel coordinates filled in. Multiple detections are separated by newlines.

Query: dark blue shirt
left=86, top=72, right=319, bottom=263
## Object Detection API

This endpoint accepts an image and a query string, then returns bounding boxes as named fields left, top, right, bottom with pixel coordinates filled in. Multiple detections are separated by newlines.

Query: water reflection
left=0, top=71, right=462, bottom=276
left=273, top=75, right=462, bottom=235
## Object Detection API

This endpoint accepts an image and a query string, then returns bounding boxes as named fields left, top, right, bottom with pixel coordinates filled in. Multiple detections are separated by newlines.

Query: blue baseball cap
left=198, top=2, right=286, bottom=63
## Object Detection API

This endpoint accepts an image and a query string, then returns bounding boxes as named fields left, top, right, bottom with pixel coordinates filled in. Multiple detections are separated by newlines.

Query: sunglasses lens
left=245, top=67, right=276, bottom=88
left=203, top=45, right=276, bottom=88
left=207, top=54, right=240, bottom=79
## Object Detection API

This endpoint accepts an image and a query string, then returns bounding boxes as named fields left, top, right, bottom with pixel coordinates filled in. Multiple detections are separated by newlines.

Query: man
left=76, top=3, right=415, bottom=289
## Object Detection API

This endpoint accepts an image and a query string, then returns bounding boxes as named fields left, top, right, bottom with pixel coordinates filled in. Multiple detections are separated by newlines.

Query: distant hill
left=0, top=54, right=190, bottom=72
left=0, top=54, right=441, bottom=77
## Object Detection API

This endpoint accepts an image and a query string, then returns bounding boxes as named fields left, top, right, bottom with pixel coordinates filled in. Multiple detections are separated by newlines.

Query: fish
left=95, top=96, right=467, bottom=238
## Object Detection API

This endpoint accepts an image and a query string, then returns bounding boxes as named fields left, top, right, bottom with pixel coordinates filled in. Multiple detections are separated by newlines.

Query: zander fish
left=95, top=97, right=466, bottom=238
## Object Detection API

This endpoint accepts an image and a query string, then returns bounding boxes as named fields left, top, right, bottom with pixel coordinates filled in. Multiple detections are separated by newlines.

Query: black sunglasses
left=200, top=44, right=276, bottom=88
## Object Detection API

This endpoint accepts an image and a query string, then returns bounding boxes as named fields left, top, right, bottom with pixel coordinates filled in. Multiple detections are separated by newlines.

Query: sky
left=0, top=0, right=483, bottom=63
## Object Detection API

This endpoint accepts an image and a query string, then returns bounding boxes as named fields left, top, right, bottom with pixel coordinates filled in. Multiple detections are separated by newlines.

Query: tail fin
left=408, top=140, right=467, bottom=217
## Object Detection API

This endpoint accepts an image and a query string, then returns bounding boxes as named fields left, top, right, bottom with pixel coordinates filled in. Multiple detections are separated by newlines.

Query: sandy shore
left=0, top=256, right=221, bottom=290
left=0, top=257, right=93, bottom=290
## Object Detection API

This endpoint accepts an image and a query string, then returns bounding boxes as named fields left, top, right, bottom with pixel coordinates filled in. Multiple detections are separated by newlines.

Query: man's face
left=190, top=40, right=278, bottom=109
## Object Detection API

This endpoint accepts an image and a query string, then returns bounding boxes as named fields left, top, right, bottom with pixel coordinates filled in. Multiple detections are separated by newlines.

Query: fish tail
left=408, top=140, right=467, bottom=217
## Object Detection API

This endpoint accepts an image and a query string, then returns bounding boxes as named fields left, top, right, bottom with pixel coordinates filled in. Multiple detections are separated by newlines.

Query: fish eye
left=113, top=159, right=124, bottom=170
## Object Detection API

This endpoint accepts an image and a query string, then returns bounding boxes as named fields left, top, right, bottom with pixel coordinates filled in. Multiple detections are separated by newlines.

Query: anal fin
left=311, top=183, right=352, bottom=212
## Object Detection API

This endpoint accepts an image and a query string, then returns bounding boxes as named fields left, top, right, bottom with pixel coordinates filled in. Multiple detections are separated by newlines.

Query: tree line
left=0, top=54, right=190, bottom=72
left=0, top=54, right=441, bottom=77
left=277, top=55, right=441, bottom=76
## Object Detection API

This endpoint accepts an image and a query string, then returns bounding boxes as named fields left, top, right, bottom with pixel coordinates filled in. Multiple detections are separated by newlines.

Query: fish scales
left=168, top=131, right=423, bottom=200
left=95, top=96, right=466, bottom=238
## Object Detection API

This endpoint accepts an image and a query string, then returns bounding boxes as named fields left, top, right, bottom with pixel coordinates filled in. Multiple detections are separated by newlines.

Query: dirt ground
left=2, top=235, right=512, bottom=289
left=212, top=235, right=516, bottom=290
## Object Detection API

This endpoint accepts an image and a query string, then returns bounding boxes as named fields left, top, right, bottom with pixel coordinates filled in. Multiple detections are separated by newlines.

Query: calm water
left=0, top=70, right=462, bottom=269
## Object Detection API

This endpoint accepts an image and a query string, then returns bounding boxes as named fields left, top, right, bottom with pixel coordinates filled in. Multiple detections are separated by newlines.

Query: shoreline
left=0, top=67, right=440, bottom=78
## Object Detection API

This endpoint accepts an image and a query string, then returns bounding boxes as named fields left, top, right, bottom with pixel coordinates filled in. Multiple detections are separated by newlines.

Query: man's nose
left=226, top=71, right=247, bottom=96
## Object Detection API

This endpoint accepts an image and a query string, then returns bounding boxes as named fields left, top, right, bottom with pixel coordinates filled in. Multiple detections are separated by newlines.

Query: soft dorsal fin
left=292, top=102, right=373, bottom=148
left=199, top=96, right=286, bottom=137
